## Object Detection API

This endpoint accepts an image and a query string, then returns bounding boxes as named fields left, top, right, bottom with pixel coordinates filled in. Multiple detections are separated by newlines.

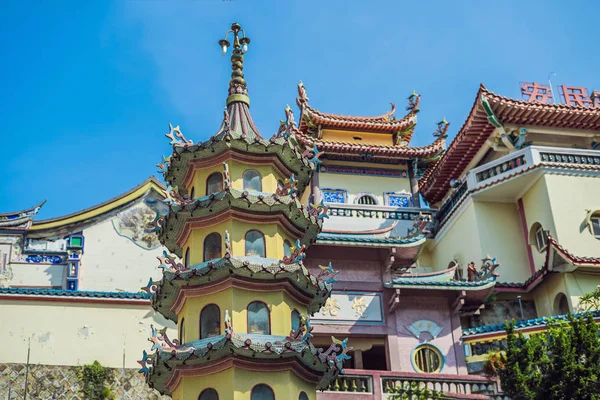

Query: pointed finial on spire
left=219, top=22, right=251, bottom=106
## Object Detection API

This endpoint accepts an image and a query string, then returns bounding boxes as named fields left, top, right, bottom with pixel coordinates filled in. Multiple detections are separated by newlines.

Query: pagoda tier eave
left=159, top=189, right=324, bottom=258
left=151, top=258, right=333, bottom=323
left=148, top=349, right=340, bottom=395
left=163, top=128, right=317, bottom=191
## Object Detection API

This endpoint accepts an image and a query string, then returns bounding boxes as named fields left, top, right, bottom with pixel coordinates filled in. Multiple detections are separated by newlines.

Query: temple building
left=2, top=23, right=600, bottom=400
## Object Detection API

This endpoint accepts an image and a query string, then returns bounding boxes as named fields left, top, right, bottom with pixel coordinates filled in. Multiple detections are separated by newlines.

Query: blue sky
left=1, top=1, right=599, bottom=219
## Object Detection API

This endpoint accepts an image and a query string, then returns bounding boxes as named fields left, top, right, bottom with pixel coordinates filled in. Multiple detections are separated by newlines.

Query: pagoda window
left=385, top=191, right=412, bottom=208
left=356, top=194, right=378, bottom=205
left=243, top=169, right=262, bottom=192
left=283, top=240, right=292, bottom=257
left=554, top=293, right=570, bottom=315
left=245, top=230, right=266, bottom=258
left=247, top=301, right=270, bottom=334
left=203, top=233, right=222, bottom=262
left=322, top=188, right=347, bottom=204
left=299, top=392, right=309, bottom=400
left=277, top=179, right=285, bottom=191
left=190, top=187, right=195, bottom=199
left=198, top=388, right=219, bottom=400
left=184, top=248, right=190, bottom=268
left=206, top=172, right=224, bottom=195
left=179, top=318, right=185, bottom=343
left=291, top=309, right=301, bottom=331
left=200, top=304, right=221, bottom=339
left=250, top=384, right=275, bottom=400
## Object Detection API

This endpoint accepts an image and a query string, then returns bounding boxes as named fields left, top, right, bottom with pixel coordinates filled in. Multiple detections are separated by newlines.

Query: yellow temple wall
left=321, top=129, right=394, bottom=147
left=178, top=287, right=307, bottom=340
left=182, top=220, right=294, bottom=264
left=473, top=201, right=530, bottom=283
left=172, top=368, right=315, bottom=400
left=431, top=200, right=529, bottom=283
left=533, top=272, right=569, bottom=316
left=188, top=161, right=284, bottom=198
left=544, top=174, right=600, bottom=258
left=521, top=176, right=556, bottom=270
left=431, top=201, right=481, bottom=275
left=0, top=299, right=175, bottom=368
left=318, top=169, right=411, bottom=206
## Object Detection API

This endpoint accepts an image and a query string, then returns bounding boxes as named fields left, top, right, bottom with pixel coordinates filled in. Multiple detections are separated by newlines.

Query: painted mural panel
left=312, top=291, right=384, bottom=324
left=112, top=198, right=169, bottom=250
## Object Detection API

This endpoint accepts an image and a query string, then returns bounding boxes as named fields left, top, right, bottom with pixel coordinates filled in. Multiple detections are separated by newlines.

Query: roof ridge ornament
left=406, top=91, right=421, bottom=113
left=219, top=22, right=251, bottom=106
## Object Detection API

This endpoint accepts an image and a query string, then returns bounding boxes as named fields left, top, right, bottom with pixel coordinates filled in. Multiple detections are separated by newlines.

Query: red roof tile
left=420, top=84, right=600, bottom=204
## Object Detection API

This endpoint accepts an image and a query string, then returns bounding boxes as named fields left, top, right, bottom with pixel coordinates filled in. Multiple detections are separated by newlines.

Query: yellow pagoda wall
left=182, top=221, right=295, bottom=264
left=178, top=287, right=308, bottom=341
left=172, top=369, right=315, bottom=400
left=544, top=174, right=600, bottom=258
left=188, top=161, right=285, bottom=198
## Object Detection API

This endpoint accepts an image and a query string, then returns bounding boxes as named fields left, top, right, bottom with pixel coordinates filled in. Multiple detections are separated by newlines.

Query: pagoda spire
left=219, top=22, right=251, bottom=107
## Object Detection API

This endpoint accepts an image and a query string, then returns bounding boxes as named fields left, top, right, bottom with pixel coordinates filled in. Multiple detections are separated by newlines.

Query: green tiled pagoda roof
left=152, top=255, right=332, bottom=322
left=160, top=188, right=323, bottom=258
left=316, top=233, right=426, bottom=247
left=163, top=122, right=317, bottom=193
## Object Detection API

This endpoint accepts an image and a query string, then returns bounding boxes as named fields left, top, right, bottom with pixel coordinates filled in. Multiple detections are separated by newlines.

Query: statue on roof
left=297, top=81, right=309, bottom=104
left=406, top=91, right=421, bottom=113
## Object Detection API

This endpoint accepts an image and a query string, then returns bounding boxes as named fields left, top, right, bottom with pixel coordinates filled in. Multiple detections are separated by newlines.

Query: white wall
left=79, top=216, right=165, bottom=292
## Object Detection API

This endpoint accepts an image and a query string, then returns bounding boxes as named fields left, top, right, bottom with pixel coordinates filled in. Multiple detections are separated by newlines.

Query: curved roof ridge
left=31, top=176, right=165, bottom=230
left=303, top=102, right=402, bottom=122
left=0, top=200, right=46, bottom=219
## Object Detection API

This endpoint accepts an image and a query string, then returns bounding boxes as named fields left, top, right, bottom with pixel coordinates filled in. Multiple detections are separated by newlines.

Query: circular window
left=412, top=344, right=443, bottom=373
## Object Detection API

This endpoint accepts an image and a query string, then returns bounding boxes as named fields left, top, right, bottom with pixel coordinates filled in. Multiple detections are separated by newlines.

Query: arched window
left=179, top=318, right=185, bottom=344
left=243, top=169, right=262, bottom=192
left=412, top=344, right=443, bottom=373
left=190, top=187, right=195, bottom=199
left=357, top=194, right=377, bottom=205
left=530, top=223, right=548, bottom=253
left=200, top=304, right=221, bottom=339
left=245, top=230, right=266, bottom=257
left=251, top=384, right=274, bottom=400
left=206, top=172, right=224, bottom=195
left=554, top=293, right=570, bottom=315
left=184, top=248, right=190, bottom=268
left=291, top=309, right=301, bottom=331
left=283, top=240, right=292, bottom=257
left=299, top=392, right=309, bottom=400
left=203, top=233, right=222, bottom=262
left=198, top=388, right=219, bottom=400
left=247, top=301, right=270, bottom=334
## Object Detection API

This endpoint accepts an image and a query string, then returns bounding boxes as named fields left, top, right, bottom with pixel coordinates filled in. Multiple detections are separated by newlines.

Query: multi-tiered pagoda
left=137, top=23, right=350, bottom=400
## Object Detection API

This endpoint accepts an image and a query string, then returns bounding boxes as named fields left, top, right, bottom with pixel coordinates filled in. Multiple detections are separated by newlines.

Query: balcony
left=317, top=369, right=506, bottom=399
left=437, top=145, right=600, bottom=226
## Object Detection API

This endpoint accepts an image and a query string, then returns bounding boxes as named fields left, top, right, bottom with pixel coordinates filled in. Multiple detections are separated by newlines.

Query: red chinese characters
left=521, top=82, right=554, bottom=103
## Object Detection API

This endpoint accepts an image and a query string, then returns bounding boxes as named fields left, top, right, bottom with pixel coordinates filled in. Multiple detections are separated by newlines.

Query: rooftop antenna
left=548, top=72, right=557, bottom=104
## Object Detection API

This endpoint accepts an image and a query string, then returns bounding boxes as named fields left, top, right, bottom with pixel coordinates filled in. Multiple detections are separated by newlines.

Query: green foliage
left=498, top=314, right=600, bottom=400
left=79, top=361, right=114, bottom=400
left=387, top=382, right=444, bottom=399
left=578, top=287, right=600, bottom=312
left=483, top=350, right=506, bottom=377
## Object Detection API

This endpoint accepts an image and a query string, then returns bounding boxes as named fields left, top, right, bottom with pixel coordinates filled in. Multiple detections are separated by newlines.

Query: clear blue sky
left=1, top=1, right=599, bottom=219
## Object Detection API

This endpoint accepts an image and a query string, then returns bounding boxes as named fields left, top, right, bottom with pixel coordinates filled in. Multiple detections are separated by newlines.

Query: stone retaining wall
left=0, top=363, right=170, bottom=399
